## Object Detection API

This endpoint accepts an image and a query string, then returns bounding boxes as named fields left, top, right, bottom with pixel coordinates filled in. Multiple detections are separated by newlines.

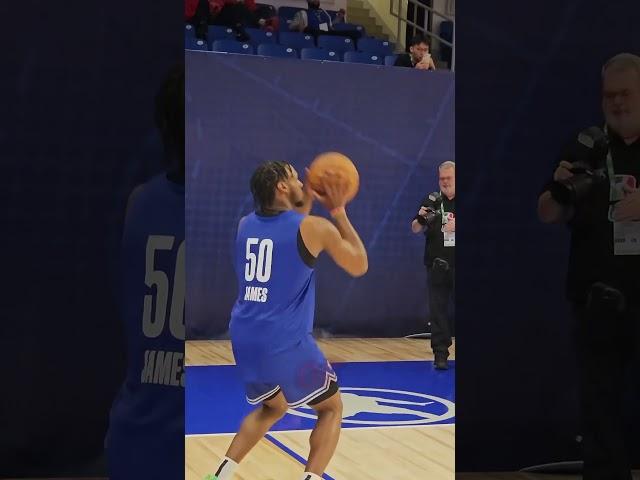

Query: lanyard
left=604, top=124, right=617, bottom=204
left=440, top=194, right=448, bottom=225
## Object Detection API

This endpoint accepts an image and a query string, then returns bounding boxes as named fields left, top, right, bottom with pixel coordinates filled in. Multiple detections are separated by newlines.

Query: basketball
left=307, top=152, right=360, bottom=203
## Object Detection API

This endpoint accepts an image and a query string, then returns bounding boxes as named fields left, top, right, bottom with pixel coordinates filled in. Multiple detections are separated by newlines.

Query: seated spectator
left=185, top=0, right=211, bottom=39
left=290, top=1, right=358, bottom=41
left=254, top=4, right=280, bottom=33
left=210, top=0, right=257, bottom=41
left=394, top=34, right=437, bottom=70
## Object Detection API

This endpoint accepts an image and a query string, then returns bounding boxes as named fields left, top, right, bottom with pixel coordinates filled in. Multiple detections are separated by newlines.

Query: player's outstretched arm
left=302, top=214, right=368, bottom=277
left=300, top=170, right=368, bottom=277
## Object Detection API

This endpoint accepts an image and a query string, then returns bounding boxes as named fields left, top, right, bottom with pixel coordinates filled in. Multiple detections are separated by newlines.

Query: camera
left=420, top=191, right=442, bottom=225
left=549, top=126, right=610, bottom=206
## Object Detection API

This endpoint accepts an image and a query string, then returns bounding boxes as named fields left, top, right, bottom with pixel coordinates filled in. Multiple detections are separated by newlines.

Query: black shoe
left=434, top=353, right=448, bottom=370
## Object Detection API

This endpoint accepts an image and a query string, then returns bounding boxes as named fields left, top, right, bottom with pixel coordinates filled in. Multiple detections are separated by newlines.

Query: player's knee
left=264, top=400, right=288, bottom=419
left=314, top=391, right=343, bottom=416
left=332, top=393, right=344, bottom=416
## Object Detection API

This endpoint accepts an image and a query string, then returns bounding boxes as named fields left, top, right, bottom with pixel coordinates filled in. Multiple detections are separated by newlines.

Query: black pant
left=427, top=260, right=455, bottom=355
left=573, top=301, right=639, bottom=479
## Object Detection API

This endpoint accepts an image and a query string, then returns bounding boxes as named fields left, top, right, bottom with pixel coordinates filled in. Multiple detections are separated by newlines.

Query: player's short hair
left=602, top=53, right=640, bottom=81
left=154, top=63, right=184, bottom=175
left=250, top=161, right=294, bottom=211
left=439, top=160, right=455, bottom=171
left=409, top=34, right=430, bottom=48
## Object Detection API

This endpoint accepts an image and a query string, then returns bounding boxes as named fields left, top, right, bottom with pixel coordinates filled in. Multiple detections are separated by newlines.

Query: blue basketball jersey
left=229, top=210, right=316, bottom=382
left=105, top=173, right=184, bottom=480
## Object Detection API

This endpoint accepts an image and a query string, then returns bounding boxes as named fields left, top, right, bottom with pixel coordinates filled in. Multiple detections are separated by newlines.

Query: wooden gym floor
left=185, top=338, right=455, bottom=480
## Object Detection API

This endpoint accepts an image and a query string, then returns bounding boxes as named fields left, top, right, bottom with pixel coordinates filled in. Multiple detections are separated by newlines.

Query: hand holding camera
left=553, top=160, right=575, bottom=182
left=549, top=127, right=609, bottom=206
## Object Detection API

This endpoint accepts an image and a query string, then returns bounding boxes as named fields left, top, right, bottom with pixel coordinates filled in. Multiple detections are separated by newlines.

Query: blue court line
left=264, top=433, right=336, bottom=480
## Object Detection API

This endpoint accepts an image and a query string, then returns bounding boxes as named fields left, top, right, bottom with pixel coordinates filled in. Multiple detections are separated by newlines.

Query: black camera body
left=421, top=191, right=442, bottom=225
left=549, top=126, right=610, bottom=206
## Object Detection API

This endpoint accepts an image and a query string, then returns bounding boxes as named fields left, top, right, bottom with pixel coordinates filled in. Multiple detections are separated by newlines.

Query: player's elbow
left=348, top=255, right=368, bottom=277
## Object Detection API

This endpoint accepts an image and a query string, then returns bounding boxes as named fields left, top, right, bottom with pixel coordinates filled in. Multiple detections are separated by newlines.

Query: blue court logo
left=287, top=387, right=455, bottom=426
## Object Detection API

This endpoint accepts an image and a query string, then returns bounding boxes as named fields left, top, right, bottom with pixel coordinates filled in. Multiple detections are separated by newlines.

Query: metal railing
left=389, top=0, right=455, bottom=71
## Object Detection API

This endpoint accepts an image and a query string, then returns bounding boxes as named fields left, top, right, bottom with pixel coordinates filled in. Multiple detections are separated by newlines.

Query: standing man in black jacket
left=538, top=53, right=640, bottom=480
left=412, top=161, right=455, bottom=369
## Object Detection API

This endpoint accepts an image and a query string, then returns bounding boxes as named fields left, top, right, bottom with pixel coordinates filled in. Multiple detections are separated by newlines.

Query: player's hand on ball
left=313, top=170, right=350, bottom=211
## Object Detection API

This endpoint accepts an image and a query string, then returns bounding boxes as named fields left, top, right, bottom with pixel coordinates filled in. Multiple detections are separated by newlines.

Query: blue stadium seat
left=317, top=35, right=355, bottom=55
left=343, top=51, right=384, bottom=65
left=211, top=40, right=254, bottom=55
left=333, top=23, right=366, bottom=36
left=279, top=31, right=315, bottom=50
left=186, top=37, right=209, bottom=51
left=245, top=28, right=277, bottom=45
left=384, top=54, right=398, bottom=66
left=208, top=25, right=236, bottom=41
left=278, top=6, right=302, bottom=31
left=358, top=37, right=394, bottom=56
left=185, top=23, right=196, bottom=40
left=257, top=43, right=298, bottom=58
left=300, top=48, right=341, bottom=62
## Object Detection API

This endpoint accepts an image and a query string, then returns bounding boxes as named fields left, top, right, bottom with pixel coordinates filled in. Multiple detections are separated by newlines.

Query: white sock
left=213, top=456, right=238, bottom=480
left=300, top=473, right=323, bottom=480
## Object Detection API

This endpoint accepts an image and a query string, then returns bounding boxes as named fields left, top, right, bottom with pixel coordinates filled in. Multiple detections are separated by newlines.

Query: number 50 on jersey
left=244, top=238, right=272, bottom=303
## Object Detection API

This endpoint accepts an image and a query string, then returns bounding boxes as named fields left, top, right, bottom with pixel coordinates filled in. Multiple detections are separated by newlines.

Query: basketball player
left=209, top=161, right=368, bottom=480
left=105, top=64, right=185, bottom=479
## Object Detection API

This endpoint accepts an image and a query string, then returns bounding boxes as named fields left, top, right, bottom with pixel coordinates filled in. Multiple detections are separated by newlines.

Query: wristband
left=330, top=206, right=346, bottom=217
left=415, top=215, right=428, bottom=226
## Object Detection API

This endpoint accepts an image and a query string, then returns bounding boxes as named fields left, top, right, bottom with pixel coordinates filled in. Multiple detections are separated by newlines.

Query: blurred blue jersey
left=106, top=173, right=184, bottom=479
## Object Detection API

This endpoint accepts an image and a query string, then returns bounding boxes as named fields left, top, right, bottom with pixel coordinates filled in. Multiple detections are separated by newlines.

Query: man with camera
left=412, top=161, right=455, bottom=370
left=538, top=53, right=640, bottom=480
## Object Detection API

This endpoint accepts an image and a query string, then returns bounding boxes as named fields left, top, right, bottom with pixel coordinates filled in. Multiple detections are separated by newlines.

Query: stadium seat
left=208, top=25, right=236, bottom=41
left=358, top=37, right=394, bottom=56
left=343, top=51, right=383, bottom=65
left=186, top=37, right=208, bottom=51
left=279, top=31, right=315, bottom=50
left=384, top=54, right=398, bottom=66
left=317, top=35, right=355, bottom=55
left=333, top=23, right=366, bottom=36
left=211, top=40, right=254, bottom=55
left=300, top=48, right=341, bottom=62
left=245, top=28, right=277, bottom=45
left=185, top=23, right=196, bottom=40
left=257, top=43, right=298, bottom=58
